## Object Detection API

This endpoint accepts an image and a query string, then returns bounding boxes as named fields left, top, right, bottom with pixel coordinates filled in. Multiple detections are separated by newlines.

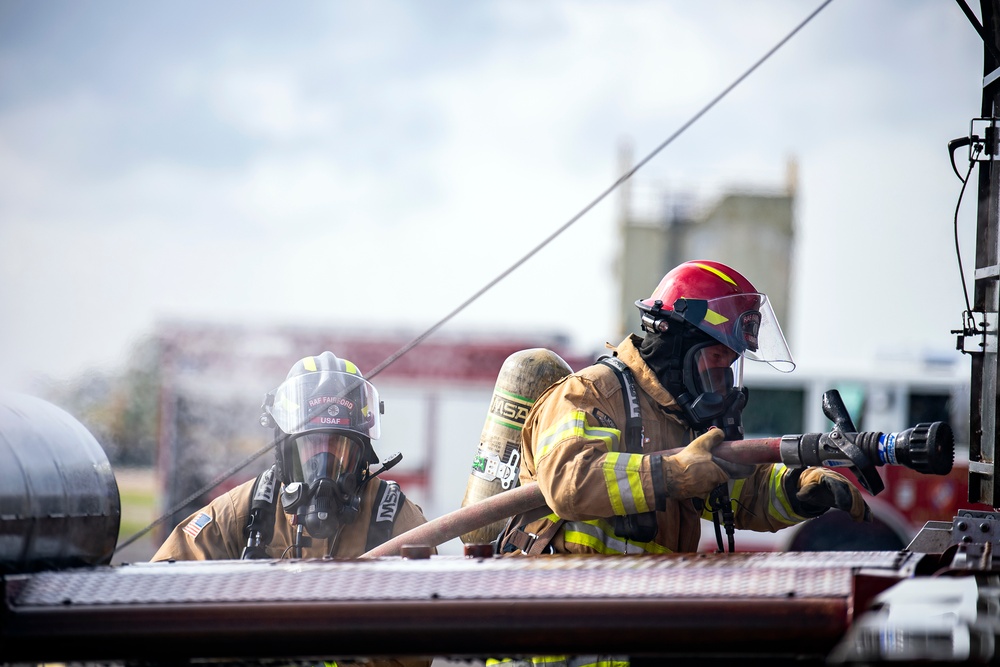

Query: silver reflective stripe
left=570, top=658, right=629, bottom=667
left=537, top=410, right=621, bottom=459
left=497, top=657, right=629, bottom=667
left=767, top=464, right=802, bottom=524
left=543, top=657, right=630, bottom=667
left=563, top=520, right=660, bottom=555
left=604, top=452, right=648, bottom=515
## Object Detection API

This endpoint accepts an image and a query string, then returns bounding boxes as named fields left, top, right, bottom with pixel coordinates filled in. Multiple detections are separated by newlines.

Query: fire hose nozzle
left=774, top=420, right=954, bottom=496
left=767, top=390, right=955, bottom=496
left=854, top=421, right=955, bottom=476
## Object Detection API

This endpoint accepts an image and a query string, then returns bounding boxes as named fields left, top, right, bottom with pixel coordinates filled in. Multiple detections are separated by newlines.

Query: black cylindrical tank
left=0, top=391, right=121, bottom=573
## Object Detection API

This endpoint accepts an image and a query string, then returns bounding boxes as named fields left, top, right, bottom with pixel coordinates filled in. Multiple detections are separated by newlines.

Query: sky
left=0, top=0, right=987, bottom=392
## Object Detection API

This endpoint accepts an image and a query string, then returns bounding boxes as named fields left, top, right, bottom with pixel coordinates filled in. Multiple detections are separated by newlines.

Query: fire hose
left=361, top=390, right=955, bottom=558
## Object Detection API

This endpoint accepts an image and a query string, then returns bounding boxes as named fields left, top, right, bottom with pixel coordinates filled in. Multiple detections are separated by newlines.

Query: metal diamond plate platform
left=1, top=551, right=917, bottom=664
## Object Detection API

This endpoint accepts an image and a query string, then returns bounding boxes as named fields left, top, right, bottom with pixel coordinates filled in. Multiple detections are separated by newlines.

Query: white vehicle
left=698, top=356, right=978, bottom=553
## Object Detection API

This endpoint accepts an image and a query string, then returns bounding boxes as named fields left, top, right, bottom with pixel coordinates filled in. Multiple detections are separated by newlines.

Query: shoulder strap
left=365, top=479, right=406, bottom=552
left=498, top=506, right=564, bottom=555
left=597, top=355, right=642, bottom=453
left=500, top=356, right=645, bottom=556
left=599, top=355, right=664, bottom=542
left=241, top=464, right=280, bottom=559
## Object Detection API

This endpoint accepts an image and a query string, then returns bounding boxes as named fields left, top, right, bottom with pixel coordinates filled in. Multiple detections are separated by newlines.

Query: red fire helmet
left=635, top=259, right=795, bottom=372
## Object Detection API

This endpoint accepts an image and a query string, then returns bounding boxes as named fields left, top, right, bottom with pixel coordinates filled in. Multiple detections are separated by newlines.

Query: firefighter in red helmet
left=499, top=260, right=870, bottom=564
left=152, top=352, right=433, bottom=667
left=633, top=258, right=795, bottom=438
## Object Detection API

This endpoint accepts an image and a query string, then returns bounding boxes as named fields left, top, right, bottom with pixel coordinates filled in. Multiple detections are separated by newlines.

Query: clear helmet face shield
left=262, top=369, right=382, bottom=540
left=265, top=370, right=382, bottom=443
left=673, top=292, right=795, bottom=373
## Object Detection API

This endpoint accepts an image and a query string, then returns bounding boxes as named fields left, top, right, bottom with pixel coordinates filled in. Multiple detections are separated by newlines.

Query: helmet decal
left=635, top=259, right=794, bottom=372
left=738, top=311, right=761, bottom=352
left=703, top=309, right=729, bottom=327
left=692, top=261, right=739, bottom=286
left=264, top=351, right=384, bottom=488
left=308, top=395, right=356, bottom=411
left=265, top=351, right=382, bottom=441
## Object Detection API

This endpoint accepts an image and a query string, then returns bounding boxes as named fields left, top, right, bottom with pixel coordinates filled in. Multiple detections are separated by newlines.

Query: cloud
left=0, top=0, right=986, bottom=390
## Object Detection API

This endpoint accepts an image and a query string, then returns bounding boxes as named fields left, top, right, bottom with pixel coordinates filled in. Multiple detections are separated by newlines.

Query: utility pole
left=967, top=0, right=1000, bottom=506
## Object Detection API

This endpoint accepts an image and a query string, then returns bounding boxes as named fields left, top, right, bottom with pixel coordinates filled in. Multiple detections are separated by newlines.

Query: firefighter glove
left=794, top=467, right=872, bottom=523
left=661, top=427, right=729, bottom=499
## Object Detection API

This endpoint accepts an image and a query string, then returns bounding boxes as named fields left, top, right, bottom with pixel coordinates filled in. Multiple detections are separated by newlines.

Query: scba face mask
left=279, top=432, right=367, bottom=540
left=680, top=341, right=748, bottom=440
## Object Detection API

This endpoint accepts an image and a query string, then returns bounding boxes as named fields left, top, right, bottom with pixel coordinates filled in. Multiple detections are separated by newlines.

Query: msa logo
left=624, top=382, right=640, bottom=418
left=489, top=393, right=531, bottom=425
left=376, top=483, right=401, bottom=523
left=253, top=467, right=277, bottom=504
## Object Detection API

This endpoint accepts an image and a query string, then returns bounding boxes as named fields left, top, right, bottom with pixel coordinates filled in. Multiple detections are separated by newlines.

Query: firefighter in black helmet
left=152, top=352, right=433, bottom=667
left=153, top=351, right=432, bottom=559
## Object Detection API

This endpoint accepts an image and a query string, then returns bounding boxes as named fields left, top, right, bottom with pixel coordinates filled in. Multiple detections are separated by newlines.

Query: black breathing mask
left=640, top=332, right=749, bottom=441
left=278, top=432, right=367, bottom=540
left=679, top=341, right=748, bottom=440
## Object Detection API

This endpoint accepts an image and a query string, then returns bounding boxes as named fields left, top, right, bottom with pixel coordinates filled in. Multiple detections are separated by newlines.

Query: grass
left=114, top=468, right=160, bottom=562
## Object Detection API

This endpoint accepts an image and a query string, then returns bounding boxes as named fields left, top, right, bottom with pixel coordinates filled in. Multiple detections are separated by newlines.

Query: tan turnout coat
left=510, top=335, right=810, bottom=555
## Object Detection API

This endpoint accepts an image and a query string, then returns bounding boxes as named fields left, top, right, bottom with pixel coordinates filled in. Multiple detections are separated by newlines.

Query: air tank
left=0, top=391, right=121, bottom=573
left=459, top=348, right=573, bottom=545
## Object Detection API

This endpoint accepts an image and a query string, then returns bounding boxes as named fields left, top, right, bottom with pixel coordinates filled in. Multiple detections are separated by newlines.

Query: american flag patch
left=182, top=512, right=213, bottom=538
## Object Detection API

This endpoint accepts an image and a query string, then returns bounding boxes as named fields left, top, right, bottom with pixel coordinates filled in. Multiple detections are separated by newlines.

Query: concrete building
left=615, top=150, right=798, bottom=340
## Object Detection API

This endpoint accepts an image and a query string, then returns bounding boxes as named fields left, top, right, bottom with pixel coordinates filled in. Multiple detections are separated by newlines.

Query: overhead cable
left=365, top=0, right=835, bottom=381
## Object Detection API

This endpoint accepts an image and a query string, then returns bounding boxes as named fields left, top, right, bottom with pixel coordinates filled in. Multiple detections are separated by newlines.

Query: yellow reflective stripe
left=731, top=477, right=746, bottom=503
left=767, top=464, right=806, bottom=524
left=693, top=261, right=738, bottom=285
left=563, top=525, right=636, bottom=554
left=693, top=262, right=736, bottom=326
left=704, top=308, right=729, bottom=326
left=603, top=452, right=650, bottom=515
left=604, top=452, right=625, bottom=514
left=487, top=656, right=627, bottom=667
left=537, top=410, right=620, bottom=459
left=304, top=357, right=318, bottom=372
left=563, top=519, right=670, bottom=554
left=536, top=658, right=629, bottom=667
